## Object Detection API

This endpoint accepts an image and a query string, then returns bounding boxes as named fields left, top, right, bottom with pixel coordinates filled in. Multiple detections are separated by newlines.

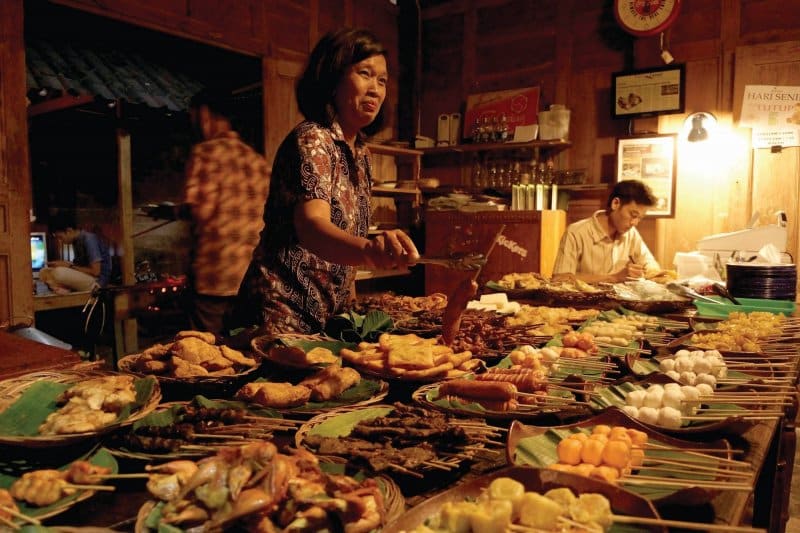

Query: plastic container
left=693, top=296, right=796, bottom=318
left=538, top=106, right=571, bottom=140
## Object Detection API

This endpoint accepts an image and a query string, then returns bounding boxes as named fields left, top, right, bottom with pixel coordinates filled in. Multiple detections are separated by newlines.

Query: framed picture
left=616, top=134, right=677, bottom=218
left=611, top=64, right=685, bottom=119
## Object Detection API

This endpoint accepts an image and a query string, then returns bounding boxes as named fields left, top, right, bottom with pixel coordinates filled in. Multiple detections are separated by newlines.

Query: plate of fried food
left=0, top=368, right=160, bottom=447
left=251, top=333, right=353, bottom=369
left=106, top=395, right=299, bottom=461
left=135, top=441, right=392, bottom=533
left=118, top=330, right=261, bottom=398
left=0, top=448, right=119, bottom=527
left=385, top=465, right=665, bottom=533
left=232, top=362, right=389, bottom=416
left=339, top=332, right=483, bottom=382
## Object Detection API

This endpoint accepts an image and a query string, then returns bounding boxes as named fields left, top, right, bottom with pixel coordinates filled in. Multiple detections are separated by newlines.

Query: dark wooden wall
left=418, top=0, right=800, bottom=273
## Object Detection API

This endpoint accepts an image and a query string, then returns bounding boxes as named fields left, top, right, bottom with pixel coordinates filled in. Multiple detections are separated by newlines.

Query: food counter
left=0, top=298, right=797, bottom=532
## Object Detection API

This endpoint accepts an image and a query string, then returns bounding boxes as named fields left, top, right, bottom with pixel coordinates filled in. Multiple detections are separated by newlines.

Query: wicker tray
left=506, top=408, right=746, bottom=508
left=0, top=369, right=161, bottom=447
left=118, top=352, right=259, bottom=400
left=295, top=404, right=503, bottom=478
left=0, top=447, right=118, bottom=526
left=106, top=398, right=301, bottom=461
left=612, top=298, right=692, bottom=315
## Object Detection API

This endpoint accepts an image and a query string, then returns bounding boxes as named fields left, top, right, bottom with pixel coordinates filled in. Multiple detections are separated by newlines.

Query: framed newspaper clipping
left=615, top=133, right=677, bottom=218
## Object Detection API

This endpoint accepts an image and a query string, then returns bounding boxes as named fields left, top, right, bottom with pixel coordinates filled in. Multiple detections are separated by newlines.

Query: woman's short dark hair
left=296, top=28, right=389, bottom=137
left=607, top=180, right=657, bottom=210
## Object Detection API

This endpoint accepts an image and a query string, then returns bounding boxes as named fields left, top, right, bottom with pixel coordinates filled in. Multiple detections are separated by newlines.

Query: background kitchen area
left=0, top=0, right=800, bottom=531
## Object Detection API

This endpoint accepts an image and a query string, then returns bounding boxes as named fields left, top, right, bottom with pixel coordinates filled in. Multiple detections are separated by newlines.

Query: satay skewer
left=0, top=515, right=19, bottom=530
left=0, top=505, right=40, bottom=525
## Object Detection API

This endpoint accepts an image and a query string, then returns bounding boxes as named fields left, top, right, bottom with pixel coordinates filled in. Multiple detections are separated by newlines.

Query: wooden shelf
left=33, top=291, right=93, bottom=311
left=420, top=139, right=571, bottom=155
left=365, top=142, right=424, bottom=157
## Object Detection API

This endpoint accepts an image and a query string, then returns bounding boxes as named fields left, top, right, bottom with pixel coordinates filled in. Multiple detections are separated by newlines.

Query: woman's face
left=334, top=54, right=387, bottom=138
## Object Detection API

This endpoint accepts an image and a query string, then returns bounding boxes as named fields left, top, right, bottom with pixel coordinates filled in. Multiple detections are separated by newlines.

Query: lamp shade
left=685, top=112, right=717, bottom=142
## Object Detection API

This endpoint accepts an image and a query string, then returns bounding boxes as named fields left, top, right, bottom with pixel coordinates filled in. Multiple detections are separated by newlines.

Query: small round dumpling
left=679, top=371, right=697, bottom=386
left=657, top=406, right=683, bottom=428
left=675, top=355, right=693, bottom=373
left=663, top=382, right=682, bottom=394
left=675, top=349, right=691, bottom=358
left=643, top=386, right=664, bottom=408
left=691, top=350, right=706, bottom=358
left=621, top=405, right=639, bottom=419
left=626, top=389, right=646, bottom=408
left=662, top=387, right=685, bottom=410
left=659, top=358, right=676, bottom=372
left=696, top=383, right=714, bottom=397
left=696, top=373, right=717, bottom=388
left=680, top=385, right=701, bottom=414
left=637, top=406, right=659, bottom=425
left=692, top=358, right=712, bottom=375
left=665, top=370, right=681, bottom=382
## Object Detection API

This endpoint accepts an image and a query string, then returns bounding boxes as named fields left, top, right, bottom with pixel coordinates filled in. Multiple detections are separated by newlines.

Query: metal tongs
left=414, top=252, right=487, bottom=271
left=666, top=282, right=723, bottom=305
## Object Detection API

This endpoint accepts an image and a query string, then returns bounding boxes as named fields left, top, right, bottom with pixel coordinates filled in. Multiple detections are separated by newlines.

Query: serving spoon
left=711, top=282, right=741, bottom=305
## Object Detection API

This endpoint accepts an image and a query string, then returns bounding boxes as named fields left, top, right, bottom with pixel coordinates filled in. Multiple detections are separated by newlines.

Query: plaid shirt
left=183, top=130, right=269, bottom=296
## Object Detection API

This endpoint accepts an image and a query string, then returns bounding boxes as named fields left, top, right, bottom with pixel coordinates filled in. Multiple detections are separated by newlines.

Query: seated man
left=40, top=214, right=112, bottom=293
left=552, top=179, right=660, bottom=283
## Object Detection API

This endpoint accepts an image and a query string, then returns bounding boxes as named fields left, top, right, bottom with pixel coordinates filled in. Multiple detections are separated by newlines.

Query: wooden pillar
left=0, top=0, right=34, bottom=330
left=116, top=116, right=137, bottom=356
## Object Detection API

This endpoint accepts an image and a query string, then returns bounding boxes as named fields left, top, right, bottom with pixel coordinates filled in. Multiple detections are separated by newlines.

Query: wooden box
left=424, top=209, right=566, bottom=296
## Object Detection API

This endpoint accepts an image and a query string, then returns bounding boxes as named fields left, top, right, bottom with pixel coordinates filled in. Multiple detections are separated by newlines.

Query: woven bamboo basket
left=0, top=368, right=161, bottom=447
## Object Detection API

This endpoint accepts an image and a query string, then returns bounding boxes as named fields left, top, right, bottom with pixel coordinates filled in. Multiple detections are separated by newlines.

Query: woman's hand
left=363, top=229, right=420, bottom=269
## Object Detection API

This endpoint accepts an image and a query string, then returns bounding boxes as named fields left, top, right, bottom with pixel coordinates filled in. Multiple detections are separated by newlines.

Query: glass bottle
left=497, top=113, right=509, bottom=142
left=470, top=119, right=481, bottom=144
left=480, top=117, right=492, bottom=143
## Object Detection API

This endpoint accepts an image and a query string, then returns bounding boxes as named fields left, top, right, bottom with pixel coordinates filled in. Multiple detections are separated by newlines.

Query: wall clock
left=614, top=0, right=682, bottom=37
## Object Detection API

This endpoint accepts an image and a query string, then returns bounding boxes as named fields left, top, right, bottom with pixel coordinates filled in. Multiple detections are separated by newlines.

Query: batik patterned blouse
left=233, top=121, right=372, bottom=333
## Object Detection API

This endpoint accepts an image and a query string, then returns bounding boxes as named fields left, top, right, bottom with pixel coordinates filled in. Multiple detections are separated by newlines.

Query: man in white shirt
left=552, top=179, right=659, bottom=283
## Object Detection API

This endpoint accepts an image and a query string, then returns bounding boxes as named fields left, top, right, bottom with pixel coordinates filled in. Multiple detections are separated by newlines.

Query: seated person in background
left=552, top=179, right=659, bottom=284
left=39, top=214, right=112, bottom=293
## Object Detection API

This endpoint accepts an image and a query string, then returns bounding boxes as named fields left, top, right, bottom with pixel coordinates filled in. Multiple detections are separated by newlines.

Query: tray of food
left=588, top=376, right=766, bottom=436
left=105, top=395, right=299, bottom=461
left=295, top=403, right=504, bottom=482
left=251, top=333, right=350, bottom=369
left=232, top=362, right=389, bottom=416
left=385, top=465, right=665, bottom=532
left=118, top=330, right=260, bottom=398
left=0, top=448, right=118, bottom=527
left=0, top=369, right=160, bottom=447
left=506, top=408, right=752, bottom=508
left=135, top=441, right=399, bottom=532
left=339, top=333, right=483, bottom=382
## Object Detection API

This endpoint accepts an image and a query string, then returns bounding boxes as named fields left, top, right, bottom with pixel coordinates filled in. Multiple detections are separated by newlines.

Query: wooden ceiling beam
left=27, top=93, right=95, bottom=117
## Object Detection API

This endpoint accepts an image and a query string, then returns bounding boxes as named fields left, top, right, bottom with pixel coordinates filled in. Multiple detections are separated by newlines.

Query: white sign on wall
left=739, top=84, right=800, bottom=148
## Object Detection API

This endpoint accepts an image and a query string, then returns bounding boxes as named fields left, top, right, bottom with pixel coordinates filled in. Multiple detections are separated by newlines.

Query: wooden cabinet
left=424, top=209, right=565, bottom=296
left=356, top=143, right=423, bottom=283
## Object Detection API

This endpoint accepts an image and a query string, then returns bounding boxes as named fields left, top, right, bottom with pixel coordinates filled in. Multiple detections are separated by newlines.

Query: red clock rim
left=613, top=0, right=682, bottom=37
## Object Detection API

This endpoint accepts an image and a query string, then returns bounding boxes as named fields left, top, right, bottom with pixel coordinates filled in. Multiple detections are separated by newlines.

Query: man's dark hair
left=295, top=28, right=389, bottom=136
left=190, top=85, right=237, bottom=121
left=607, top=180, right=657, bottom=210
left=48, top=211, right=77, bottom=233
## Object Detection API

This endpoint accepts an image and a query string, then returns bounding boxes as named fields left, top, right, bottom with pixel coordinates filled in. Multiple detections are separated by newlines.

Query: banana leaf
left=590, top=381, right=745, bottom=427
left=294, top=379, right=382, bottom=411
left=324, top=310, right=393, bottom=343
left=308, top=406, right=393, bottom=438
left=0, top=377, right=156, bottom=437
left=512, top=426, right=719, bottom=501
left=132, top=395, right=281, bottom=431
left=0, top=447, right=117, bottom=519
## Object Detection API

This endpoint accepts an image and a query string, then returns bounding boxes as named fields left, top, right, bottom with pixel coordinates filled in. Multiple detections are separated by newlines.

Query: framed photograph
left=611, top=64, right=685, bottom=119
left=616, top=134, right=677, bottom=218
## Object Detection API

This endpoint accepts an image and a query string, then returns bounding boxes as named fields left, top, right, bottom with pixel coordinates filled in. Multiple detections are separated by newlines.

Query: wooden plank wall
left=419, top=0, right=800, bottom=273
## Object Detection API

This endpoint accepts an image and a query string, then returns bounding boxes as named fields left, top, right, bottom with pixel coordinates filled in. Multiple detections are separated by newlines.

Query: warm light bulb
left=684, top=112, right=717, bottom=143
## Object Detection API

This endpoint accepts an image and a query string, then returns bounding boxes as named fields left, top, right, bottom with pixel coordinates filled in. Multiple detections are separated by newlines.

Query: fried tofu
left=220, top=345, right=257, bottom=367
left=171, top=356, right=209, bottom=377
left=170, top=337, right=220, bottom=365
left=235, top=382, right=311, bottom=408
left=141, top=342, right=173, bottom=361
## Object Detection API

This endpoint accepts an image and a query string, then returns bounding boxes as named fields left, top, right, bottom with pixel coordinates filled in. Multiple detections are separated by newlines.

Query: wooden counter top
left=0, top=330, right=81, bottom=378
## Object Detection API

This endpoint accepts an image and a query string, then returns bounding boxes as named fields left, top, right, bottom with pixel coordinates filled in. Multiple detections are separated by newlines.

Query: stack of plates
left=726, top=263, right=797, bottom=301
